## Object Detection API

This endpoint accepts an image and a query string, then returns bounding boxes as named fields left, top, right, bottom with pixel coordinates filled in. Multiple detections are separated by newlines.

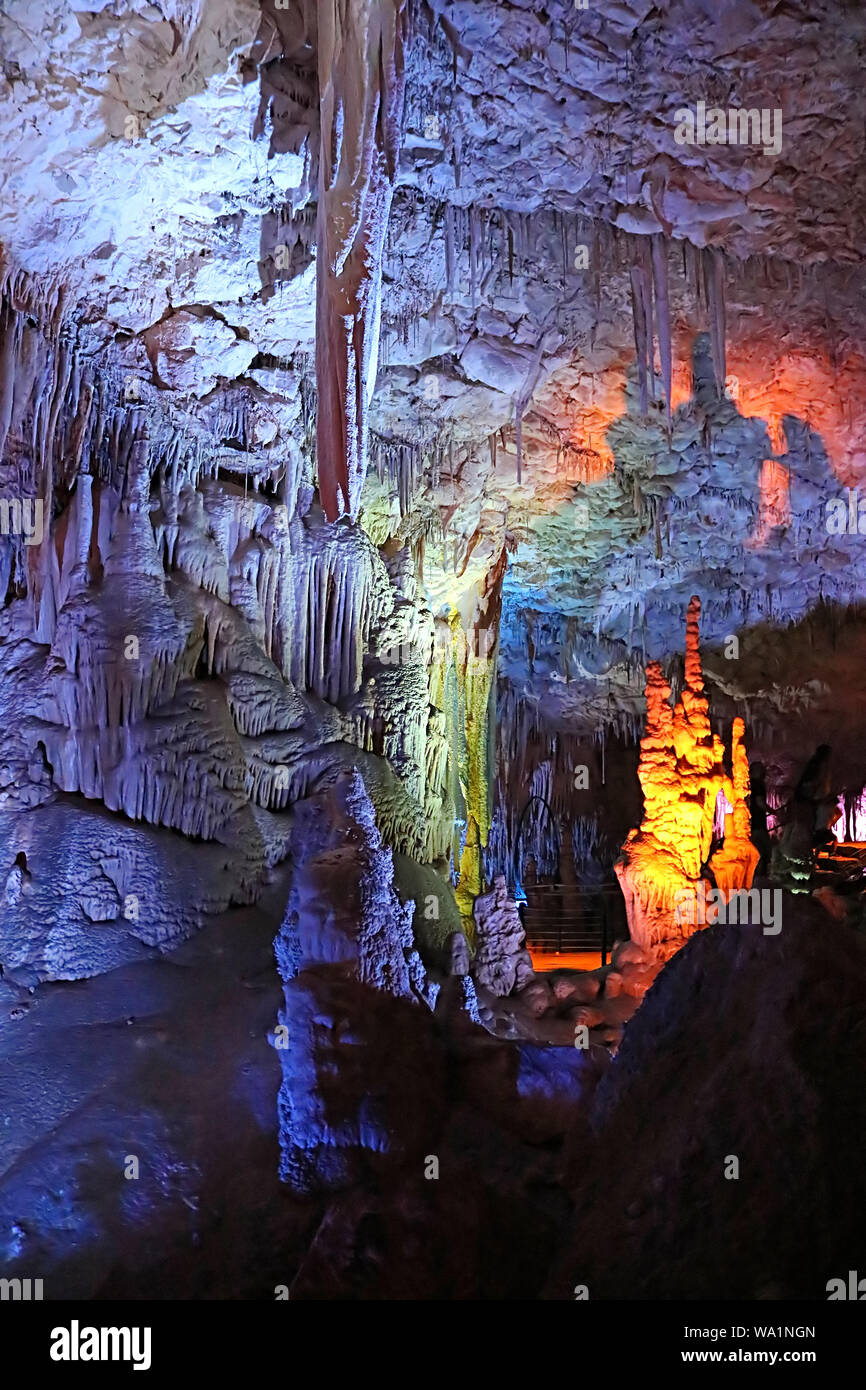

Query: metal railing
left=521, top=883, right=622, bottom=966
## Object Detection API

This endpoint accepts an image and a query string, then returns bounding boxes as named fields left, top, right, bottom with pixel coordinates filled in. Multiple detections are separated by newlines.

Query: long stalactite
left=315, top=0, right=409, bottom=520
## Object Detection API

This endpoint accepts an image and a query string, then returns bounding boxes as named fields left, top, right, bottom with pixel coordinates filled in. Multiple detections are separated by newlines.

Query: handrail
left=521, top=886, right=614, bottom=966
left=523, top=883, right=622, bottom=894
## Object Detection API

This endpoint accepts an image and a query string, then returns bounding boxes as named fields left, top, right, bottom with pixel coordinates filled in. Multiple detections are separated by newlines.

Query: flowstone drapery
left=0, top=271, right=449, bottom=982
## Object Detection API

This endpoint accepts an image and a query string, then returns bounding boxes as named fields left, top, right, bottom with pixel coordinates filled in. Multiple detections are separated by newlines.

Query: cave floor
left=529, top=950, right=603, bottom=972
left=0, top=866, right=323, bottom=1299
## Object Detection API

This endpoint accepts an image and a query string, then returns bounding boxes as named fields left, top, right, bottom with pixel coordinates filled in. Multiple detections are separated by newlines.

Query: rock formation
left=708, top=716, right=761, bottom=900
left=274, top=770, right=439, bottom=1193
left=315, top=0, right=408, bottom=521
left=615, top=597, right=758, bottom=960
left=549, top=900, right=866, bottom=1300
left=1, top=0, right=866, bottom=1307
left=471, top=874, right=534, bottom=997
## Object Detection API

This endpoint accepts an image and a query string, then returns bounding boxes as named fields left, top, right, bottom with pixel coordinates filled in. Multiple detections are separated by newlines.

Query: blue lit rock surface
left=1, top=0, right=866, bottom=1299
left=274, top=772, right=441, bottom=1194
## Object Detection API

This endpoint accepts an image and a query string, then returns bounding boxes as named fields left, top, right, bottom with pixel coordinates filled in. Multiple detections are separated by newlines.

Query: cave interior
left=1, top=0, right=866, bottom=1304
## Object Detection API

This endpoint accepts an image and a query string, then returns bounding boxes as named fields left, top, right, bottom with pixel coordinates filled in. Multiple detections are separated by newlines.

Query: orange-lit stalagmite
left=615, top=598, right=759, bottom=960
left=709, top=717, right=761, bottom=900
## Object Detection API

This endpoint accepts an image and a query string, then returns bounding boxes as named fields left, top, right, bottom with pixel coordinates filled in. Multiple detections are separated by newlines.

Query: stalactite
left=651, top=234, right=672, bottom=429
left=315, top=0, right=409, bottom=521
left=469, top=204, right=479, bottom=306
left=704, top=246, right=727, bottom=394
left=371, top=431, right=426, bottom=516
left=639, top=238, right=655, bottom=401
left=444, top=202, right=455, bottom=293
left=629, top=262, right=649, bottom=416
left=512, top=332, right=547, bottom=485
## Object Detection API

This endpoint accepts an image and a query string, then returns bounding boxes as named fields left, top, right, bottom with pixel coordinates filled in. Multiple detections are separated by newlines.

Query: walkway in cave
left=521, top=882, right=623, bottom=972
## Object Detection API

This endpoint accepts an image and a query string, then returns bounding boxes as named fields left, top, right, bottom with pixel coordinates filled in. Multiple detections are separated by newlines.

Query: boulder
left=611, top=938, right=650, bottom=968
left=618, top=964, right=658, bottom=999
left=568, top=1004, right=607, bottom=1030
left=515, top=979, right=553, bottom=1018
left=550, top=899, right=866, bottom=1299
left=552, top=973, right=601, bottom=1004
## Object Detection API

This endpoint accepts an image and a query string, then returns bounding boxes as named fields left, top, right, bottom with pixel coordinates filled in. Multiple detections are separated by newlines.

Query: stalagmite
left=274, top=771, right=434, bottom=1194
left=708, top=717, right=760, bottom=899
left=471, top=875, right=533, bottom=996
left=1, top=0, right=866, bottom=1304
left=615, top=598, right=758, bottom=960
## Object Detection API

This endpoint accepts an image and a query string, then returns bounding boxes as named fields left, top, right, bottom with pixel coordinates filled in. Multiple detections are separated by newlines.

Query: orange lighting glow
left=749, top=456, right=791, bottom=548
left=528, top=950, right=603, bottom=973
left=615, top=597, right=759, bottom=961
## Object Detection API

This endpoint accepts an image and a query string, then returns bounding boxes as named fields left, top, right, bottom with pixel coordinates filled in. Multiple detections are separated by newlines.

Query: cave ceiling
left=2, top=0, right=866, bottom=749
